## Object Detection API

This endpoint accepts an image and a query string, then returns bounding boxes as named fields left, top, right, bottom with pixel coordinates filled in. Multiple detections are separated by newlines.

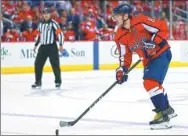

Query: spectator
left=60, top=17, right=67, bottom=31
left=179, top=5, right=187, bottom=19
left=20, top=15, right=37, bottom=32
left=15, top=1, right=23, bottom=13
left=37, top=1, right=47, bottom=14
left=3, top=25, right=20, bottom=42
left=106, top=3, right=113, bottom=16
left=30, top=6, right=40, bottom=22
left=106, top=4, right=116, bottom=28
left=72, top=0, right=81, bottom=14
left=174, top=0, right=186, bottom=8
left=161, top=12, right=170, bottom=28
left=2, top=1, right=16, bottom=19
left=95, top=11, right=105, bottom=29
left=99, top=24, right=114, bottom=40
left=12, top=6, right=22, bottom=24
left=1, top=0, right=187, bottom=41
left=154, top=1, right=162, bottom=18
left=143, top=0, right=151, bottom=16
left=134, top=0, right=143, bottom=12
left=162, top=0, right=170, bottom=19
left=61, top=10, right=68, bottom=18
left=56, top=1, right=72, bottom=12
left=82, top=2, right=90, bottom=17
left=2, top=15, right=14, bottom=35
left=87, top=1, right=98, bottom=18
left=67, top=8, right=80, bottom=40
left=81, top=16, right=98, bottom=40
left=173, top=18, right=187, bottom=40
left=79, top=21, right=86, bottom=40
left=64, top=22, right=76, bottom=41
left=18, top=3, right=33, bottom=22
left=51, top=8, right=61, bottom=23
left=107, top=0, right=119, bottom=8
left=21, top=25, right=37, bottom=41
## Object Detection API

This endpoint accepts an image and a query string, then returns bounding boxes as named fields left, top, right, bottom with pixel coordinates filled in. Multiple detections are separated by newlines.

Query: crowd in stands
left=1, top=0, right=188, bottom=42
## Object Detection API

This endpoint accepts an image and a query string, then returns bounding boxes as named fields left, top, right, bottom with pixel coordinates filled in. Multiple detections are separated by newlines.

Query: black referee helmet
left=43, top=8, right=51, bottom=13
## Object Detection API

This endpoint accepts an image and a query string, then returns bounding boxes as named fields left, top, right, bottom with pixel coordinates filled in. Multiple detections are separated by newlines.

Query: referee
left=32, top=8, right=64, bottom=89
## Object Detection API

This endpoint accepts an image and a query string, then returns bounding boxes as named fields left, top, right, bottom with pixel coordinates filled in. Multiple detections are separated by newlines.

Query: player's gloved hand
left=116, top=66, right=128, bottom=84
left=143, top=40, right=156, bottom=49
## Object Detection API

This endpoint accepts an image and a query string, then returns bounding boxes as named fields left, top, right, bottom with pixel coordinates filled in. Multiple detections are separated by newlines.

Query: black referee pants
left=34, top=44, right=61, bottom=84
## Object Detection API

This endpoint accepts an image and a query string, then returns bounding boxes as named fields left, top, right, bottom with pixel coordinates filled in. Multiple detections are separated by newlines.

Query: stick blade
left=59, top=121, right=69, bottom=127
left=59, top=121, right=74, bottom=127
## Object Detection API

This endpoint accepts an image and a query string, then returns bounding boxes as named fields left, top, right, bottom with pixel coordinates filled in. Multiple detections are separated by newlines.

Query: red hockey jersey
left=114, top=13, right=170, bottom=68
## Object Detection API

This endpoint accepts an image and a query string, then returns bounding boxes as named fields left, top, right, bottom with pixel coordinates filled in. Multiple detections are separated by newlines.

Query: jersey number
left=148, top=17, right=155, bottom=23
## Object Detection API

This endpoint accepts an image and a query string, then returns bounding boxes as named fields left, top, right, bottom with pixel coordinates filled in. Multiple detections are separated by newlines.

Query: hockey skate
left=152, top=105, right=177, bottom=119
left=31, top=82, right=42, bottom=89
left=150, top=110, right=172, bottom=130
left=166, top=105, right=178, bottom=119
left=55, top=83, right=61, bottom=89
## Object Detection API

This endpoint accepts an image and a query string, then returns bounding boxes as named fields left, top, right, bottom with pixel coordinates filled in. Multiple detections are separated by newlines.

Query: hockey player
left=112, top=4, right=177, bottom=129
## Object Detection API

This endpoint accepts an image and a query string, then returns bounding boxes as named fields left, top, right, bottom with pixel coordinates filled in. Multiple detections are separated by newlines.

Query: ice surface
left=1, top=68, right=188, bottom=135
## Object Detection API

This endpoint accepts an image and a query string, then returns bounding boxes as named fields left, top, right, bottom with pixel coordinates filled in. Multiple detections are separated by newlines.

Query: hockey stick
left=59, top=58, right=142, bottom=127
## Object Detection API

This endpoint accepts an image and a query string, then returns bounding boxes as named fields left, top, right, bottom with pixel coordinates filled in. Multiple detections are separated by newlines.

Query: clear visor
left=111, top=14, right=118, bottom=22
left=111, top=14, right=123, bottom=22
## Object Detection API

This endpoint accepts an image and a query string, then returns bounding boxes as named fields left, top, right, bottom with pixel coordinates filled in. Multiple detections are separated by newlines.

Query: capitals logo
left=129, top=37, right=147, bottom=52
left=129, top=28, right=147, bottom=52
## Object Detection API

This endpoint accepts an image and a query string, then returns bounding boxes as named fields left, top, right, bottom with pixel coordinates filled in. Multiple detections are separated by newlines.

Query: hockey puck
left=55, top=129, right=59, bottom=136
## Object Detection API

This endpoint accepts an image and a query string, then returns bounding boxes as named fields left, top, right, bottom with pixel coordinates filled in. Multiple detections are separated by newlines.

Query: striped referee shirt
left=35, top=19, right=64, bottom=46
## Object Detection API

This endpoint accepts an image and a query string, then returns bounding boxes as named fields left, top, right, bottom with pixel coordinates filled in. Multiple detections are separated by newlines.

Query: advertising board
left=1, top=42, right=93, bottom=73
